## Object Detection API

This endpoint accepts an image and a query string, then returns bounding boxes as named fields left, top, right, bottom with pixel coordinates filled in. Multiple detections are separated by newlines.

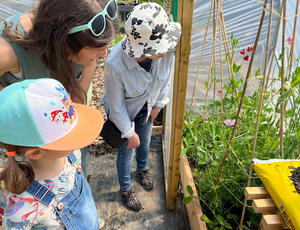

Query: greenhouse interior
left=0, top=0, right=299, bottom=229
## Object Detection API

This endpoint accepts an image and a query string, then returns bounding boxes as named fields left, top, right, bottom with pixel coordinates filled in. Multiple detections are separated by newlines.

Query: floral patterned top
left=0, top=151, right=81, bottom=230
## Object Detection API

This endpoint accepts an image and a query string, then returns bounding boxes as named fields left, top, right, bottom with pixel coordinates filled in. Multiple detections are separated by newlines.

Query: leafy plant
left=109, top=33, right=125, bottom=48
left=182, top=34, right=299, bottom=229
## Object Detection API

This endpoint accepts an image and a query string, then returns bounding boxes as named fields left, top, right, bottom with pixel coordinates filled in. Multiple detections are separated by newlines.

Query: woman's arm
left=0, top=37, right=21, bottom=90
left=0, top=37, right=20, bottom=77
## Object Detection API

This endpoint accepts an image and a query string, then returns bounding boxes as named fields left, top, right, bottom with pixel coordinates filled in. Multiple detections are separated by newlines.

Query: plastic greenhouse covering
left=187, top=0, right=300, bottom=113
left=0, top=0, right=37, bottom=18
left=1, top=0, right=299, bottom=105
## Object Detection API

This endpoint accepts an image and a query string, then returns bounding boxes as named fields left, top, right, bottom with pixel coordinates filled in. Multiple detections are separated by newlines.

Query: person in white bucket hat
left=101, top=2, right=181, bottom=212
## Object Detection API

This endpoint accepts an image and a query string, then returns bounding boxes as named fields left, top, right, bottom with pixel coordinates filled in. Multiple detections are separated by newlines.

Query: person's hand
left=127, top=132, right=140, bottom=149
left=150, top=106, right=161, bottom=123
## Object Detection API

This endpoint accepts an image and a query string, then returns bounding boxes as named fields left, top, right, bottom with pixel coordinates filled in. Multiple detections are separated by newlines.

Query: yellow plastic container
left=253, top=159, right=300, bottom=230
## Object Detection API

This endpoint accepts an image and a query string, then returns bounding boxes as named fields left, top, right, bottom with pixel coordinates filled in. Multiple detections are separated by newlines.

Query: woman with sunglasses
left=0, top=0, right=119, bottom=103
left=0, top=0, right=119, bottom=179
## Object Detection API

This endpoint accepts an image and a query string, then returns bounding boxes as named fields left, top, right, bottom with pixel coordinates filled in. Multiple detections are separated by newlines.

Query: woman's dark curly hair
left=2, top=0, right=119, bottom=103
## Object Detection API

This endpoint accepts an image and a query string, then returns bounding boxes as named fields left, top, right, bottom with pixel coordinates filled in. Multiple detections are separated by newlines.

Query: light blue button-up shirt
left=101, top=40, right=175, bottom=139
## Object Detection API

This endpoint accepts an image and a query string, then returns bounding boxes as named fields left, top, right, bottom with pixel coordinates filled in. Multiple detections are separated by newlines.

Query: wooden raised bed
left=179, top=155, right=207, bottom=230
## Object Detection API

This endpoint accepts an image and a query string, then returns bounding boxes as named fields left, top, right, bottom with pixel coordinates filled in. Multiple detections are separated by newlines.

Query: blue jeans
left=80, top=146, right=89, bottom=177
left=117, top=104, right=153, bottom=191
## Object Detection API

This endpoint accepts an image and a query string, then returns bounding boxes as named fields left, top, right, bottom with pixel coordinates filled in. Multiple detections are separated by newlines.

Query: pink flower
left=217, top=90, right=221, bottom=97
left=194, top=100, right=198, bottom=106
left=243, top=55, right=249, bottom=61
left=287, top=36, right=293, bottom=45
left=240, top=49, right=245, bottom=55
left=224, top=119, right=235, bottom=126
left=247, top=46, right=254, bottom=52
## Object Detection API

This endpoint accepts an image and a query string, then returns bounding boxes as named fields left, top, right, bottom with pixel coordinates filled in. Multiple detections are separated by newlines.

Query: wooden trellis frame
left=165, top=0, right=194, bottom=209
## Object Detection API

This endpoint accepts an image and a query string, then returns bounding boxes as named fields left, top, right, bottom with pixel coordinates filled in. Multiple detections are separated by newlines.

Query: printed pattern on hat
left=122, top=3, right=181, bottom=58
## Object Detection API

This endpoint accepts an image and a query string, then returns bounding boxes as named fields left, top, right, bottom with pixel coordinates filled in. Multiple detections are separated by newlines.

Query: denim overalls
left=26, top=153, right=99, bottom=230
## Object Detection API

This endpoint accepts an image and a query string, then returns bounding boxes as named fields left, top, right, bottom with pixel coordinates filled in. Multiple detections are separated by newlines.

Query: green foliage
left=109, top=33, right=125, bottom=48
left=183, top=196, right=193, bottom=204
left=183, top=185, right=195, bottom=204
left=139, top=0, right=165, bottom=6
left=186, top=185, right=193, bottom=196
left=182, top=34, right=300, bottom=229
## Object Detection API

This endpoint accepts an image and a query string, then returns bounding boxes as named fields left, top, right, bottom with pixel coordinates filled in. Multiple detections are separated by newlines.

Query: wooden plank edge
left=162, top=134, right=168, bottom=199
left=261, top=214, right=289, bottom=230
left=244, top=187, right=269, bottom=200
left=179, top=154, right=207, bottom=230
left=252, top=199, right=278, bottom=214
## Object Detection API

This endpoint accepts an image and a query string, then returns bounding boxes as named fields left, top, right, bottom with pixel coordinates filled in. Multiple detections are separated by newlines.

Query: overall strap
left=27, top=153, right=78, bottom=206
left=27, top=181, right=56, bottom=206
left=67, top=152, right=78, bottom=165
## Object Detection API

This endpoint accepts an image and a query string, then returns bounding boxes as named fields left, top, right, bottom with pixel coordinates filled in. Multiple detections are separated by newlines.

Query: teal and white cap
left=0, top=78, right=103, bottom=151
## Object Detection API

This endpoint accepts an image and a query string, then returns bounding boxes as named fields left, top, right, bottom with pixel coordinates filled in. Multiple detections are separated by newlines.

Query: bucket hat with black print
left=121, top=2, right=182, bottom=58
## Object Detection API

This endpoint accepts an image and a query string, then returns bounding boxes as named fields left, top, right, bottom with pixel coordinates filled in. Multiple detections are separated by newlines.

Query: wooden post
left=167, top=0, right=194, bottom=209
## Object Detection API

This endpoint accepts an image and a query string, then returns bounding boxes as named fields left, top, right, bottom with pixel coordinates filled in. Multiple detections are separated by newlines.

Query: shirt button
left=57, top=202, right=64, bottom=210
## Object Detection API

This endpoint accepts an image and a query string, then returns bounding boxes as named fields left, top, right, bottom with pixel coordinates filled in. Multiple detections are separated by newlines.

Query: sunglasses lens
left=91, top=15, right=105, bottom=35
left=107, top=0, right=117, bottom=19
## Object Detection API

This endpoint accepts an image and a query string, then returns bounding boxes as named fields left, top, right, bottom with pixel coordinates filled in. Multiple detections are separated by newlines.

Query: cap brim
left=40, top=103, right=103, bottom=151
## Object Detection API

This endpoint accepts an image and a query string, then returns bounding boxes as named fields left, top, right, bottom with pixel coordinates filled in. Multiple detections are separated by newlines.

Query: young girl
left=0, top=0, right=119, bottom=176
left=0, top=78, right=104, bottom=229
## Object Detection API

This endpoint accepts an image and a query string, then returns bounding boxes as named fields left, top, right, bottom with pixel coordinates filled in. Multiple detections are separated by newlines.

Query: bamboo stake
left=265, top=5, right=282, bottom=90
left=219, top=2, right=232, bottom=81
left=217, top=0, right=269, bottom=183
left=204, top=0, right=217, bottom=117
left=288, top=0, right=299, bottom=78
left=187, top=0, right=214, bottom=118
left=282, top=0, right=298, bottom=126
left=204, top=45, right=214, bottom=117
left=218, top=0, right=224, bottom=127
left=213, top=0, right=217, bottom=111
left=239, top=0, right=274, bottom=228
left=280, top=0, right=286, bottom=158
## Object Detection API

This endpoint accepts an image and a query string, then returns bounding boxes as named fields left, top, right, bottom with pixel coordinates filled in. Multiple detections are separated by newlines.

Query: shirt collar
left=121, top=48, right=140, bottom=71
